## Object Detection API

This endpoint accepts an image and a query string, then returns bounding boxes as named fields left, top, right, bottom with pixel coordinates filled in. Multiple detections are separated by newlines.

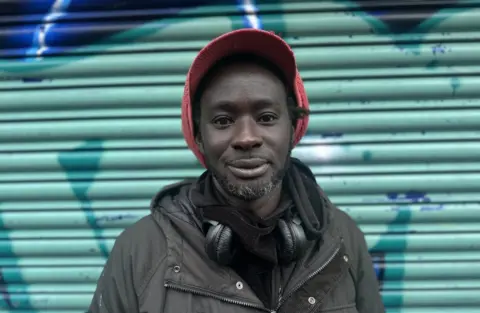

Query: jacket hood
left=149, top=178, right=203, bottom=226
left=150, top=158, right=332, bottom=240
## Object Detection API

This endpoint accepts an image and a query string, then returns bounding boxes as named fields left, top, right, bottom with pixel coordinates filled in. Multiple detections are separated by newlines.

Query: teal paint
left=451, top=77, right=461, bottom=96
left=0, top=202, right=35, bottom=311
left=372, top=209, right=411, bottom=308
left=0, top=202, right=14, bottom=310
left=426, top=59, right=439, bottom=70
left=58, top=139, right=109, bottom=258
left=362, top=150, right=373, bottom=162
left=370, top=192, right=415, bottom=308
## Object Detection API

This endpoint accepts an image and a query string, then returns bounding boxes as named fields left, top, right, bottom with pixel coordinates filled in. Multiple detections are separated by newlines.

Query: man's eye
left=258, top=114, right=277, bottom=123
left=213, top=116, right=233, bottom=126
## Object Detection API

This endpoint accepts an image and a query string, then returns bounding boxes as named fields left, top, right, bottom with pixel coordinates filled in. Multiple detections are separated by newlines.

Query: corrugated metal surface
left=1, top=1, right=480, bottom=312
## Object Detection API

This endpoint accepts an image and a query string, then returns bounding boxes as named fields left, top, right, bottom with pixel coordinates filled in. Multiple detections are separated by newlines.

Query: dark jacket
left=88, top=180, right=385, bottom=313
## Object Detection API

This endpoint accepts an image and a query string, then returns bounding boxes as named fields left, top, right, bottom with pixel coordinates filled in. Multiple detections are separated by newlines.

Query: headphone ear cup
left=277, top=219, right=307, bottom=264
left=205, top=224, right=235, bottom=266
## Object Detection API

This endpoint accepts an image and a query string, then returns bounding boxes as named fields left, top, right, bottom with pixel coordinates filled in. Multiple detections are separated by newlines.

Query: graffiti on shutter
left=1, top=0, right=479, bottom=311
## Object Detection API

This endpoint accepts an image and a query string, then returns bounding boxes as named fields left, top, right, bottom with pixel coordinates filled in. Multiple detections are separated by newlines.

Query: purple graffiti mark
left=367, top=10, right=386, bottom=17
left=371, top=254, right=386, bottom=286
left=420, top=204, right=444, bottom=211
left=0, top=268, right=13, bottom=309
left=95, top=213, right=138, bottom=223
left=22, top=77, right=44, bottom=83
left=432, top=44, right=447, bottom=55
left=386, top=190, right=431, bottom=203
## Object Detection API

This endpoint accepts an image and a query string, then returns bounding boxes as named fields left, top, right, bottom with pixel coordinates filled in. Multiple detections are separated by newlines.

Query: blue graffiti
left=432, top=44, right=447, bottom=55
left=236, top=0, right=262, bottom=29
left=0, top=0, right=231, bottom=60
left=26, top=0, right=72, bottom=61
left=386, top=190, right=430, bottom=203
left=58, top=139, right=109, bottom=258
left=4, top=0, right=471, bottom=61
left=1, top=0, right=475, bottom=64
left=95, top=213, right=138, bottom=223
left=420, top=204, right=444, bottom=211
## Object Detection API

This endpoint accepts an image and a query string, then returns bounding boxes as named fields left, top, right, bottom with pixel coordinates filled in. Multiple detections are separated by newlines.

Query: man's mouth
left=227, top=158, right=269, bottom=179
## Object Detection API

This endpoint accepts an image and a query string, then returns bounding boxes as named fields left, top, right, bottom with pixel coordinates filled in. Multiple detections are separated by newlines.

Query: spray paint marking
left=237, top=0, right=262, bottom=29
left=0, top=201, right=13, bottom=309
left=95, top=213, right=139, bottom=223
left=26, top=0, right=72, bottom=61
left=369, top=192, right=422, bottom=307
left=58, top=139, right=110, bottom=258
left=0, top=269, right=13, bottom=309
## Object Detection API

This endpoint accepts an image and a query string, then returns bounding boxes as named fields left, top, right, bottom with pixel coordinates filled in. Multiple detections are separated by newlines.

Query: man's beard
left=207, top=152, right=291, bottom=201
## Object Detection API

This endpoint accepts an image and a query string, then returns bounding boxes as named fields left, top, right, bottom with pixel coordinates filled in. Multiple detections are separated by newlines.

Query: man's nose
left=231, top=117, right=263, bottom=151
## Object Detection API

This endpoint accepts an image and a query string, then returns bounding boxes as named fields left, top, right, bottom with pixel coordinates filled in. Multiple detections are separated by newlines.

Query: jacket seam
left=137, top=253, right=167, bottom=300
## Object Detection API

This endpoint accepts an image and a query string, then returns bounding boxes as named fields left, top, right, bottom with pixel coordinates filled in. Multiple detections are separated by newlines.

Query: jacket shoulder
left=331, top=206, right=364, bottom=239
left=329, top=206, right=369, bottom=262
left=112, top=214, right=168, bottom=296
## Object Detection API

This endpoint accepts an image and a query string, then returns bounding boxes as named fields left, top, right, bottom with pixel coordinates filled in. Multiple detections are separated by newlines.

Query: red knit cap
left=181, top=29, right=310, bottom=167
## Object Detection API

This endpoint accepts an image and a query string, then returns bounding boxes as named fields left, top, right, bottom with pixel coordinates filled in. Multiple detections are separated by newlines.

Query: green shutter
left=0, top=1, right=479, bottom=312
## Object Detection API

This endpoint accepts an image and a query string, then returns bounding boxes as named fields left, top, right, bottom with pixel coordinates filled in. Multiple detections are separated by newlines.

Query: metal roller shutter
left=0, top=1, right=479, bottom=312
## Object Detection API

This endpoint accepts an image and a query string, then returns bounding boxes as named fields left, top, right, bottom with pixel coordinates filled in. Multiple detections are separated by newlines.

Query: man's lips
left=227, top=158, right=269, bottom=179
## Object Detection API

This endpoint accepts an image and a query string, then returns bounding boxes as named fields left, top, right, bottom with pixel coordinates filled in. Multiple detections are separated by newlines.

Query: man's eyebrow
left=253, top=99, right=280, bottom=109
left=210, top=101, right=237, bottom=112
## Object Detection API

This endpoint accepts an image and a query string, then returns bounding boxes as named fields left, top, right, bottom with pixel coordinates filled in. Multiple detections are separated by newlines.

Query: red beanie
left=181, top=29, right=310, bottom=167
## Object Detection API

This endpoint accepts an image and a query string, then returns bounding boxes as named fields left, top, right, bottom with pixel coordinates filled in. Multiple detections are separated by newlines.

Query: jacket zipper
left=164, top=282, right=273, bottom=313
left=274, top=244, right=341, bottom=312
left=164, top=244, right=340, bottom=313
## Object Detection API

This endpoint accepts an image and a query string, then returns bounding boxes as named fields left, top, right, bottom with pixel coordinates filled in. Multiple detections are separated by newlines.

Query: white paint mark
left=243, top=0, right=261, bottom=29
left=28, top=0, right=71, bottom=60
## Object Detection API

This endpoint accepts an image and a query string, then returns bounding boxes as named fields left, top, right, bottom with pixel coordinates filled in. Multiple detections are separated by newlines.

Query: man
left=88, top=29, right=384, bottom=313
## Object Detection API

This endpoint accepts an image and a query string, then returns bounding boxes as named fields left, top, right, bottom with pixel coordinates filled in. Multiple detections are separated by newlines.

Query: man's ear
left=195, top=133, right=204, bottom=154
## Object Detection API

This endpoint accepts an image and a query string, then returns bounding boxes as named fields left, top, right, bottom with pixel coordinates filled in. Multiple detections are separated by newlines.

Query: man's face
left=196, top=61, right=293, bottom=201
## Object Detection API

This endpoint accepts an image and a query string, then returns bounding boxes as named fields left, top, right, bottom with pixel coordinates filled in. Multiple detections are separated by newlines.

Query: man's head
left=192, top=54, right=308, bottom=200
left=181, top=29, right=310, bottom=201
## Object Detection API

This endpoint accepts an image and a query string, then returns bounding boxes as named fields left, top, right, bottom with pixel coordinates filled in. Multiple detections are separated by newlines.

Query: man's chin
left=224, top=179, right=275, bottom=201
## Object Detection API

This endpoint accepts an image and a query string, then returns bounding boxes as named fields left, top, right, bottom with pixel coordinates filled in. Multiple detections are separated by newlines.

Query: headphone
left=203, top=216, right=308, bottom=266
